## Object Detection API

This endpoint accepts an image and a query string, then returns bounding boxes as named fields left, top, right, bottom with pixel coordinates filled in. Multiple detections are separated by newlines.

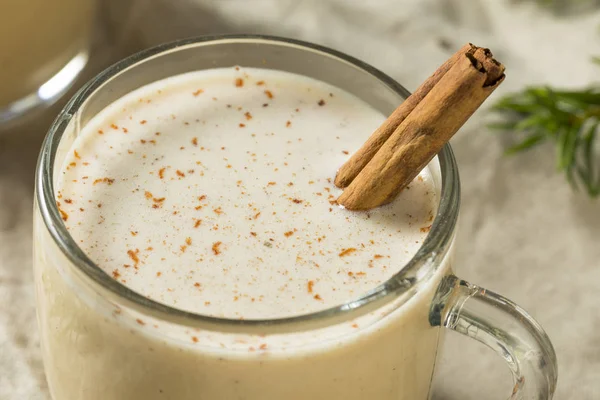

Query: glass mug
left=0, top=0, right=94, bottom=127
left=34, top=36, right=557, bottom=400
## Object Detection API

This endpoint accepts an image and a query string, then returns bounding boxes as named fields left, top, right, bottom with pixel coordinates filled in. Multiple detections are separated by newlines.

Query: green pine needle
left=490, top=85, right=600, bottom=197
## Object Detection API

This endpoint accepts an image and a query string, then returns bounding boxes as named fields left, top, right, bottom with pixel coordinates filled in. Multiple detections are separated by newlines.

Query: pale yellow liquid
left=35, top=68, right=452, bottom=400
left=0, top=0, right=94, bottom=108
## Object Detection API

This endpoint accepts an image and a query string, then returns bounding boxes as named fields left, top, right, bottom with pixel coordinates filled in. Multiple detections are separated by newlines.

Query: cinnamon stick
left=334, top=43, right=474, bottom=188
left=337, top=45, right=505, bottom=211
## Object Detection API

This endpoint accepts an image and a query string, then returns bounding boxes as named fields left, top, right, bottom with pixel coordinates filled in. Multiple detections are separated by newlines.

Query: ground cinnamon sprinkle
left=140, top=120, right=147, bottom=124
left=193, top=89, right=204, bottom=96
left=191, top=336, right=199, bottom=343
left=176, top=170, right=185, bottom=177
left=339, top=248, right=357, bottom=257
left=158, top=168, right=166, bottom=179
left=259, top=343, right=268, bottom=350
left=256, top=80, right=265, bottom=86
left=374, top=254, right=384, bottom=259
left=74, top=150, right=81, bottom=159
left=110, top=123, right=119, bottom=130
left=284, top=231, right=294, bottom=237
left=194, top=219, right=202, bottom=228
left=127, top=249, right=140, bottom=268
left=264, top=90, right=273, bottom=99
left=185, top=237, right=192, bottom=246
left=144, top=191, right=153, bottom=199
left=136, top=319, right=145, bottom=326
left=286, top=121, right=291, bottom=127
left=318, top=99, right=326, bottom=106
left=112, top=269, right=121, bottom=279
left=56, top=203, right=69, bottom=221
left=307, top=280, right=315, bottom=293
left=420, top=225, right=432, bottom=233
left=93, top=177, right=115, bottom=185
left=314, top=294, right=322, bottom=301
left=244, top=112, right=252, bottom=120
left=235, top=78, right=244, bottom=87
left=212, top=241, right=222, bottom=255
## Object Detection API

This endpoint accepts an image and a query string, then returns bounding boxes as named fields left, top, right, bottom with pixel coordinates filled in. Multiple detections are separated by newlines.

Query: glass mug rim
left=35, top=34, right=460, bottom=333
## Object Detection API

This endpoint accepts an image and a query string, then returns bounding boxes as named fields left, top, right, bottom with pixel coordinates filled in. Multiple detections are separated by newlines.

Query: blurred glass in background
left=0, top=0, right=95, bottom=128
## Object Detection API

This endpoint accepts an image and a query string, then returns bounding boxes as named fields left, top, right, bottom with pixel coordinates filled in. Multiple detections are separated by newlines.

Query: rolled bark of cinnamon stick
left=334, top=43, right=474, bottom=188
left=337, top=45, right=505, bottom=211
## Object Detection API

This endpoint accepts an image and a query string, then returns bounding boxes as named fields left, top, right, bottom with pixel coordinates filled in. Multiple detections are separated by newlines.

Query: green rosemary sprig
left=490, top=85, right=600, bottom=197
left=513, top=0, right=600, bottom=14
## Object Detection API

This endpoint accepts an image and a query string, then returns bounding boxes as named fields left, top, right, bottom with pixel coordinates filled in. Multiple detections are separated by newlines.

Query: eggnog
left=35, top=66, right=451, bottom=400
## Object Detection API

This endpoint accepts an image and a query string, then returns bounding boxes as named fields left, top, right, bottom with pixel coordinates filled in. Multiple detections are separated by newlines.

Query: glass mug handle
left=433, top=275, right=558, bottom=399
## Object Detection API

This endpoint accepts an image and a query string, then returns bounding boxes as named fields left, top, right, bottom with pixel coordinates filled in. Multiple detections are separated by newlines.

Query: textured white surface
left=1, top=0, right=599, bottom=398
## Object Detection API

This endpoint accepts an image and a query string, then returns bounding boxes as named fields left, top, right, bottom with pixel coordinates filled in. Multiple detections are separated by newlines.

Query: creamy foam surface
left=56, top=67, right=437, bottom=319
